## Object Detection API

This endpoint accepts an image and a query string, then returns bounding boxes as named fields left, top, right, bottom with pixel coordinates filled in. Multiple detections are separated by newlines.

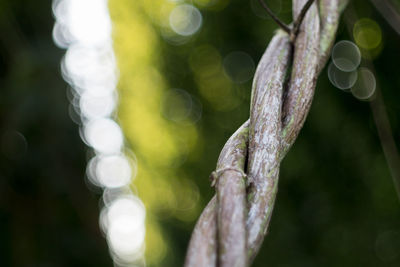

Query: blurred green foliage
left=110, top=0, right=400, bottom=266
left=1, top=0, right=400, bottom=266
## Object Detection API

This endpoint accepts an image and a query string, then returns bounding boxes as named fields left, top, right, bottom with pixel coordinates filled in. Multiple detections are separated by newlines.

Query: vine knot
left=209, top=167, right=247, bottom=187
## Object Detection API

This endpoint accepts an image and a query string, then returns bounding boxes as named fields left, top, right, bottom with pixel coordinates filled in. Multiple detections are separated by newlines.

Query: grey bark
left=185, top=0, right=347, bottom=266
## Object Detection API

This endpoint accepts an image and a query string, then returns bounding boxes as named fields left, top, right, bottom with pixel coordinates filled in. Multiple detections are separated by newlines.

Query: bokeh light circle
left=96, top=154, right=133, bottom=188
left=63, top=44, right=118, bottom=92
left=351, top=68, right=376, bottom=100
left=105, top=196, right=146, bottom=260
left=353, top=18, right=382, bottom=50
left=52, top=22, right=72, bottom=49
left=86, top=156, right=102, bottom=187
left=169, top=4, right=203, bottom=36
left=84, top=118, right=123, bottom=154
left=80, top=91, right=116, bottom=119
left=328, top=62, right=358, bottom=90
left=106, top=196, right=146, bottom=232
left=67, top=0, right=112, bottom=46
left=223, top=51, right=255, bottom=83
left=189, top=45, right=222, bottom=78
left=162, top=89, right=193, bottom=122
left=332, top=40, right=361, bottom=72
left=54, top=0, right=145, bottom=265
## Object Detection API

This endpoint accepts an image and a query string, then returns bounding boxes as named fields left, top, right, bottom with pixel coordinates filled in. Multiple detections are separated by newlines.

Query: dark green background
left=1, top=0, right=399, bottom=266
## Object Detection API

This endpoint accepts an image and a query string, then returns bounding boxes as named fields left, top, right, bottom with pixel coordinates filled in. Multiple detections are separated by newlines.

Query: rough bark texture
left=281, top=0, right=320, bottom=155
left=246, top=32, right=291, bottom=258
left=185, top=122, right=249, bottom=267
left=184, top=196, right=217, bottom=267
left=185, top=1, right=347, bottom=266
left=318, top=0, right=339, bottom=73
left=215, top=123, right=249, bottom=267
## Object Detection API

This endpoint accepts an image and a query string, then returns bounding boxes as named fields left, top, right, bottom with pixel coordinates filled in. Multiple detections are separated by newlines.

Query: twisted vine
left=185, top=1, right=348, bottom=266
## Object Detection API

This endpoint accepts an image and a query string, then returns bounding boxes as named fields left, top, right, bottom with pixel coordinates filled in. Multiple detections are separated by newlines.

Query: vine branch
left=369, top=0, right=400, bottom=36
left=345, top=3, right=400, bottom=203
left=258, top=0, right=316, bottom=42
left=292, top=0, right=316, bottom=40
left=185, top=0, right=347, bottom=266
left=258, top=0, right=291, bottom=34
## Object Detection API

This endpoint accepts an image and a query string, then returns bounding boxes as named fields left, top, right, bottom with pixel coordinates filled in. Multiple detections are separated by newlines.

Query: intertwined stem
left=257, top=0, right=291, bottom=34
left=185, top=0, right=347, bottom=266
left=215, top=123, right=249, bottom=267
left=257, top=0, right=316, bottom=42
left=291, top=0, right=316, bottom=40
left=246, top=31, right=291, bottom=258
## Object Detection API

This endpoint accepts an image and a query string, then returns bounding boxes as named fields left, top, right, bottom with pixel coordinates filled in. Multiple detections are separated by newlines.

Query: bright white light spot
left=67, top=0, right=111, bottom=46
left=85, top=84, right=117, bottom=98
left=54, top=0, right=146, bottom=264
left=80, top=91, right=116, bottom=119
left=169, top=4, right=203, bottom=36
left=84, top=118, right=123, bottom=154
left=109, top=224, right=145, bottom=263
left=103, top=196, right=146, bottom=260
left=106, top=196, right=145, bottom=234
left=332, top=40, right=361, bottom=72
left=86, top=156, right=101, bottom=187
left=96, top=154, right=133, bottom=188
left=52, top=22, right=72, bottom=49
left=63, top=44, right=118, bottom=92
left=52, top=0, right=68, bottom=25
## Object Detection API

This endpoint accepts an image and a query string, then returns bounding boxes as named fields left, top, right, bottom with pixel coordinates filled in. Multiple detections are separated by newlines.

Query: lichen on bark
left=184, top=1, right=348, bottom=266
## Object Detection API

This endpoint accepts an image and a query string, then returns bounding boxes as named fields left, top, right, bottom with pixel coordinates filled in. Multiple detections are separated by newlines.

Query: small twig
left=370, top=0, right=400, bottom=36
left=291, top=0, right=316, bottom=40
left=344, top=5, right=400, bottom=203
left=258, top=0, right=316, bottom=42
left=370, top=89, right=400, bottom=202
left=258, top=0, right=291, bottom=34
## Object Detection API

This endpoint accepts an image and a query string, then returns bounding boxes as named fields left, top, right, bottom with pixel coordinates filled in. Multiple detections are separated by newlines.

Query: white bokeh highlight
left=351, top=68, right=376, bottom=100
left=169, top=4, right=203, bottom=36
left=84, top=118, right=123, bottom=154
left=52, top=0, right=146, bottom=265
left=332, top=40, right=361, bottom=72
left=96, top=154, right=134, bottom=188
left=105, top=196, right=146, bottom=261
left=328, top=62, right=358, bottom=90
